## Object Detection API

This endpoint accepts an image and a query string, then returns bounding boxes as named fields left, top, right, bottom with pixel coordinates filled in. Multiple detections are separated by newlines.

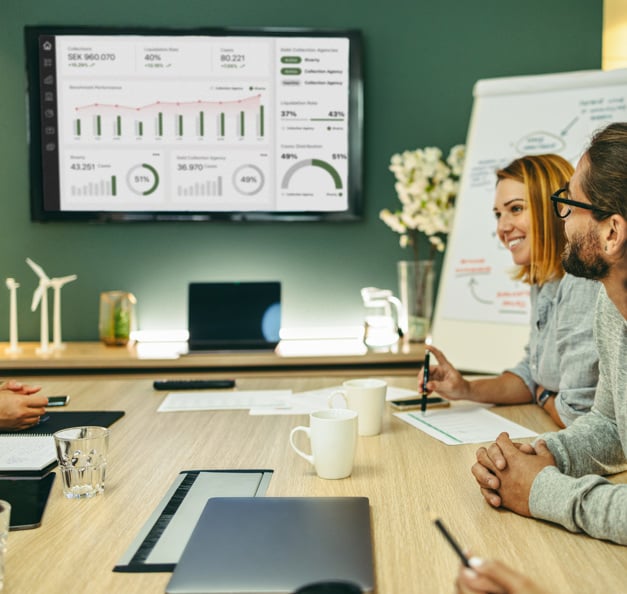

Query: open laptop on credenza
left=187, top=281, right=281, bottom=352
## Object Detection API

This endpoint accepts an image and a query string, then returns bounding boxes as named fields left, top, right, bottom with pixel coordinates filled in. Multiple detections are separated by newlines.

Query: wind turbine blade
left=52, top=274, right=78, bottom=286
left=26, top=258, right=50, bottom=281
left=31, top=284, right=43, bottom=311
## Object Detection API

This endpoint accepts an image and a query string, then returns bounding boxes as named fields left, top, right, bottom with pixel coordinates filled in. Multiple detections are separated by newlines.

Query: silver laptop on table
left=187, top=281, right=281, bottom=352
left=166, top=496, right=374, bottom=594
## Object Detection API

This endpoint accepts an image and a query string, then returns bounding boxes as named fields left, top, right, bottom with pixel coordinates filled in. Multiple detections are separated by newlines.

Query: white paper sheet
left=394, top=404, right=537, bottom=445
left=157, top=390, right=293, bottom=412
left=249, top=385, right=418, bottom=416
left=0, top=435, right=56, bottom=471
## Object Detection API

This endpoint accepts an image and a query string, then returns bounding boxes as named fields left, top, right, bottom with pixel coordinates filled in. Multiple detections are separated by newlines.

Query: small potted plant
left=99, top=291, right=137, bottom=346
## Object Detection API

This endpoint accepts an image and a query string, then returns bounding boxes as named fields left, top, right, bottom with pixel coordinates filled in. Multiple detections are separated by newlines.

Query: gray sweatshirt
left=529, top=286, right=627, bottom=545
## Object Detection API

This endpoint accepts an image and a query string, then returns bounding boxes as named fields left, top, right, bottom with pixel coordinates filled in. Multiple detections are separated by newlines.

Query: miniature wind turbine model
left=26, top=257, right=53, bottom=355
left=50, top=274, right=77, bottom=350
left=5, top=278, right=21, bottom=355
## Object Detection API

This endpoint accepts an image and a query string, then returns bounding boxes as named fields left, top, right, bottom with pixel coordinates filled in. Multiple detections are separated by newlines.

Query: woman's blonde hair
left=496, top=154, right=573, bottom=285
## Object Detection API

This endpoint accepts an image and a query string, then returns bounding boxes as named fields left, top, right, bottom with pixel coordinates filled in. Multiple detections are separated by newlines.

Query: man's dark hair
left=584, top=122, right=627, bottom=220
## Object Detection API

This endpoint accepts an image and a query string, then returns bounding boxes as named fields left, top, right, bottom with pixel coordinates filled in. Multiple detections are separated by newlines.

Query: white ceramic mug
left=328, top=378, right=387, bottom=436
left=289, top=409, right=358, bottom=479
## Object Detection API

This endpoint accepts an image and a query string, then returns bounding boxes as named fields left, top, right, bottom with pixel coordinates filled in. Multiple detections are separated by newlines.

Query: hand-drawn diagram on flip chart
left=433, top=68, right=627, bottom=373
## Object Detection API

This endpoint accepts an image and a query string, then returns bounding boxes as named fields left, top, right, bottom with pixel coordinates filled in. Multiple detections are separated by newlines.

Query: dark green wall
left=0, top=0, right=602, bottom=340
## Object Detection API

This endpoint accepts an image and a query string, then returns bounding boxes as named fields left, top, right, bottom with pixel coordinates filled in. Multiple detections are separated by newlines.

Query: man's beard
left=562, top=227, right=610, bottom=280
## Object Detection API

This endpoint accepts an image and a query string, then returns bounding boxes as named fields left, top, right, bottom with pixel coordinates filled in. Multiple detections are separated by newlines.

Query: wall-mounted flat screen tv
left=24, top=26, right=363, bottom=222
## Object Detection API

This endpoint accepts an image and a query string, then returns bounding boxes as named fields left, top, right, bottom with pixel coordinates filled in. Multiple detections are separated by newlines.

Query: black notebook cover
left=0, top=410, right=125, bottom=435
left=0, top=472, right=56, bottom=530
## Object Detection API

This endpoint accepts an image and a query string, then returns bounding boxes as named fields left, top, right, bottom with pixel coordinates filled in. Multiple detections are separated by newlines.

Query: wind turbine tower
left=50, top=274, right=78, bottom=350
left=5, top=278, right=21, bottom=355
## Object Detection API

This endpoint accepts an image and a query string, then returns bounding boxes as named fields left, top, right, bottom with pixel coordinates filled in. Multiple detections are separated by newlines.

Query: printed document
left=395, top=404, right=537, bottom=445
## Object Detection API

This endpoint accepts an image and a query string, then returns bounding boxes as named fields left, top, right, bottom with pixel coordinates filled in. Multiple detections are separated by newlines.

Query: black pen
left=421, top=348, right=430, bottom=413
left=433, top=517, right=470, bottom=567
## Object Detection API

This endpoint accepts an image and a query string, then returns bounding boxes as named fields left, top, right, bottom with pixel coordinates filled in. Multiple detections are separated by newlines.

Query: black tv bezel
left=24, top=25, right=364, bottom=223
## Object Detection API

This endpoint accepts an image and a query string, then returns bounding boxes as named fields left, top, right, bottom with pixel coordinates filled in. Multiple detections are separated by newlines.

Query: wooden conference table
left=6, top=375, right=627, bottom=594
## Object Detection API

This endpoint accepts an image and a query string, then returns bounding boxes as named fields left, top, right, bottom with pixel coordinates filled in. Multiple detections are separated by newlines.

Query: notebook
left=166, top=496, right=374, bottom=594
left=0, top=435, right=56, bottom=476
left=187, top=281, right=281, bottom=351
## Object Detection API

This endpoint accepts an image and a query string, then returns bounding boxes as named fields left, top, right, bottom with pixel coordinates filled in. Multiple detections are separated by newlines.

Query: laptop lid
left=166, top=497, right=374, bottom=594
left=187, top=282, right=281, bottom=351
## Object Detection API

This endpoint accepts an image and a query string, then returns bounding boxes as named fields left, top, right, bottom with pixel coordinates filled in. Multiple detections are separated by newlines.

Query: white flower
left=381, top=143, right=465, bottom=258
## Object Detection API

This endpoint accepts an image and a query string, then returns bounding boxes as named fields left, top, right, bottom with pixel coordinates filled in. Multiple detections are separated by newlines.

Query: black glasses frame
left=550, top=187, right=609, bottom=219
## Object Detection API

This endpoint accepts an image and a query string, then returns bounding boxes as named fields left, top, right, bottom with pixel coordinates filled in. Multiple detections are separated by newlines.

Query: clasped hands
left=0, top=379, right=47, bottom=430
left=471, top=432, right=556, bottom=516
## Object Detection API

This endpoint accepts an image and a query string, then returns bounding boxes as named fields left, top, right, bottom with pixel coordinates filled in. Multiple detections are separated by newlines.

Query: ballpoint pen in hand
left=433, top=517, right=470, bottom=567
left=421, top=338, right=431, bottom=413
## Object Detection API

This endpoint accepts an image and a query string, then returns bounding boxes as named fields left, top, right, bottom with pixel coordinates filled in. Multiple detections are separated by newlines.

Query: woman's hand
left=417, top=344, right=472, bottom=401
left=456, top=558, right=548, bottom=594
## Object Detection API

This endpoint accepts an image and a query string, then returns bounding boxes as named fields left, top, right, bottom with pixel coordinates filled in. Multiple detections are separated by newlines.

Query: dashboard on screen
left=25, top=26, right=363, bottom=222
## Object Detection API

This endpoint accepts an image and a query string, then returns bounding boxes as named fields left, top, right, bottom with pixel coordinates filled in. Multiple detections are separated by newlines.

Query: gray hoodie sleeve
left=529, top=468, right=627, bottom=544
left=528, top=288, right=627, bottom=545
left=529, top=411, right=627, bottom=545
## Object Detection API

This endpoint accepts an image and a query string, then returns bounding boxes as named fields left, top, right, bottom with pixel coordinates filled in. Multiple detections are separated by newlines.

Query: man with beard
left=468, top=121, right=627, bottom=549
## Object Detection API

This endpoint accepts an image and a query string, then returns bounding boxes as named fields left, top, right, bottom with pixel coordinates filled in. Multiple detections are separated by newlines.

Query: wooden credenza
left=0, top=340, right=426, bottom=377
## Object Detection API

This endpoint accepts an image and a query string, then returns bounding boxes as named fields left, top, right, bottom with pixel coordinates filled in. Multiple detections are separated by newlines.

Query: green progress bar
left=280, top=158, right=343, bottom=190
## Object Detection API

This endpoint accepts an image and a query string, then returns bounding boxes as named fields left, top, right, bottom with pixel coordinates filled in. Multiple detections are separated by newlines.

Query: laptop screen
left=188, top=282, right=281, bottom=350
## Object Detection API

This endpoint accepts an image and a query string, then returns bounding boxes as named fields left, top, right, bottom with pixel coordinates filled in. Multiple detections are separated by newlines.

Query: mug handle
left=328, top=390, right=348, bottom=408
left=289, top=426, right=314, bottom=465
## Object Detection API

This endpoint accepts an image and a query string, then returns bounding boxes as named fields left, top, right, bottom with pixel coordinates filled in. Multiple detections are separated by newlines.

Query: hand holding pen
left=418, top=343, right=473, bottom=402
left=456, top=557, right=548, bottom=594
left=433, top=516, right=541, bottom=594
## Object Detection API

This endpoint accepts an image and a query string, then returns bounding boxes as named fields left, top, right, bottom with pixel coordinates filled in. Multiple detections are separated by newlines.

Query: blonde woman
left=421, top=154, right=600, bottom=427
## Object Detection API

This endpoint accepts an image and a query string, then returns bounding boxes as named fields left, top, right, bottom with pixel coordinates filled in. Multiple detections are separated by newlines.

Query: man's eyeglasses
left=550, top=187, right=609, bottom=219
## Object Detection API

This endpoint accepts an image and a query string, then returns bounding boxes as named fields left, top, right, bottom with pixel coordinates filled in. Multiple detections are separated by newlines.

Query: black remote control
left=153, top=379, right=236, bottom=390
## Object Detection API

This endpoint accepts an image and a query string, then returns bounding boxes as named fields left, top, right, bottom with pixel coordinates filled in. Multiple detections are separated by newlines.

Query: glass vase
left=397, top=260, right=434, bottom=342
left=99, top=291, right=136, bottom=346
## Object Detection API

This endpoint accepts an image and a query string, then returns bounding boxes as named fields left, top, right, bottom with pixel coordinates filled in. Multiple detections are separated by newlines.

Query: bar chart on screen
left=70, top=95, right=266, bottom=143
